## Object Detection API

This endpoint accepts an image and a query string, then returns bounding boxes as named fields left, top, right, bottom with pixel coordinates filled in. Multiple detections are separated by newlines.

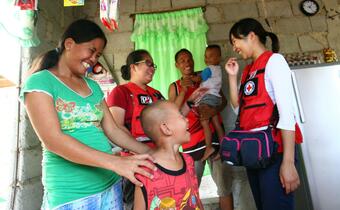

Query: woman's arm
left=102, top=101, right=152, bottom=154
left=109, top=106, right=133, bottom=135
left=25, top=92, right=155, bottom=186
left=280, top=130, right=300, bottom=194
left=266, top=54, right=300, bottom=193
left=168, top=82, right=187, bottom=108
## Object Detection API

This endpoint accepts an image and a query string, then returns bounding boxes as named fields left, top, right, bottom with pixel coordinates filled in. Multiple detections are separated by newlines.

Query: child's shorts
left=199, top=94, right=222, bottom=107
left=42, top=179, right=123, bottom=210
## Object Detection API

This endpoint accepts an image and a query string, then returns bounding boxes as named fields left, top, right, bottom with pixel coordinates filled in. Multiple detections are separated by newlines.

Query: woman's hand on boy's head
left=114, top=154, right=156, bottom=187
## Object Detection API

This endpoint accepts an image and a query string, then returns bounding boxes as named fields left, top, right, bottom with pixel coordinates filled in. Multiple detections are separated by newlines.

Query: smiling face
left=163, top=102, right=190, bottom=144
left=64, top=37, right=105, bottom=76
left=231, top=34, right=253, bottom=60
left=130, top=53, right=156, bottom=85
left=204, top=48, right=221, bottom=66
left=175, top=51, right=194, bottom=77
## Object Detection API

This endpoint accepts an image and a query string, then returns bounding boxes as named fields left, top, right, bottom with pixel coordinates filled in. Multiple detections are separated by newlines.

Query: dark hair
left=229, top=18, right=279, bottom=53
left=175, top=48, right=193, bottom=62
left=206, top=44, right=221, bottom=56
left=28, top=19, right=107, bottom=75
left=120, top=49, right=150, bottom=80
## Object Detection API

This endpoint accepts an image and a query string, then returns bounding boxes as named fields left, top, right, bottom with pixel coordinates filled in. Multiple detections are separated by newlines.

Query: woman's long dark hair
left=28, top=19, right=107, bottom=75
left=229, top=18, right=279, bottom=53
left=120, top=49, right=150, bottom=80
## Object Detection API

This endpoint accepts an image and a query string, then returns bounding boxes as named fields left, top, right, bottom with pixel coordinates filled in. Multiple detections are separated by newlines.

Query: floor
left=199, top=167, right=257, bottom=210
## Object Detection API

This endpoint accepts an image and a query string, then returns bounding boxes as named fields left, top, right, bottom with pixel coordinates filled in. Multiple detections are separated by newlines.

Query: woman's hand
left=190, top=74, right=202, bottom=83
left=225, top=57, right=239, bottom=76
left=113, top=154, right=156, bottom=187
left=187, top=87, right=209, bottom=104
left=180, top=77, right=193, bottom=92
left=279, top=160, right=300, bottom=194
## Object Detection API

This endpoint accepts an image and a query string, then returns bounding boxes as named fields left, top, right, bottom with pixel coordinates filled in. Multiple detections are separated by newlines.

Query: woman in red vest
left=225, top=18, right=302, bottom=210
left=107, top=50, right=164, bottom=149
left=106, top=49, right=163, bottom=210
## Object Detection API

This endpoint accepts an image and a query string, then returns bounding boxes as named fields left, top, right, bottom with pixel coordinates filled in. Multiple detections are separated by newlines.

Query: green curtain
left=0, top=0, right=40, bottom=48
left=131, top=8, right=208, bottom=98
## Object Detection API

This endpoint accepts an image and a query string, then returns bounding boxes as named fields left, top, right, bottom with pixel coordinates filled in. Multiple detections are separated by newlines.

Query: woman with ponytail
left=106, top=50, right=164, bottom=210
left=107, top=50, right=164, bottom=149
left=20, top=19, right=156, bottom=210
left=225, top=18, right=302, bottom=210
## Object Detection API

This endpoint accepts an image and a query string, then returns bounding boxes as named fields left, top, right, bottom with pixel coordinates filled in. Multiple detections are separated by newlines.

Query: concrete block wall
left=70, top=0, right=340, bottom=88
left=15, top=1, right=75, bottom=210
left=16, top=0, right=340, bottom=209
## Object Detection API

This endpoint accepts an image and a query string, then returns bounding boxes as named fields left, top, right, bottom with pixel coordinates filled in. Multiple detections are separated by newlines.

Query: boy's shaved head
left=140, top=101, right=174, bottom=140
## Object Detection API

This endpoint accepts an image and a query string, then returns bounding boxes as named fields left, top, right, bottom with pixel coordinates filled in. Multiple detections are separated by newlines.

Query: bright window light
left=0, top=26, right=21, bottom=209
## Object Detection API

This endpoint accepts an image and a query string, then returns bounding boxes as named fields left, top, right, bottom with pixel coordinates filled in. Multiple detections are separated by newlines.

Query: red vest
left=239, top=51, right=302, bottom=151
left=136, top=153, right=203, bottom=210
left=239, top=51, right=274, bottom=130
left=124, top=82, right=164, bottom=147
left=173, top=80, right=207, bottom=151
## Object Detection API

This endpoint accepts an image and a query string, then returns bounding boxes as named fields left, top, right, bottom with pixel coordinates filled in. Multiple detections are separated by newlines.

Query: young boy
left=193, top=45, right=225, bottom=161
left=134, top=101, right=203, bottom=210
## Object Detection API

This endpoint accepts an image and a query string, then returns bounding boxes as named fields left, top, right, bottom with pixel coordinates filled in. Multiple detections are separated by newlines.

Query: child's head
left=229, top=18, right=279, bottom=59
left=205, top=45, right=221, bottom=66
left=140, top=101, right=190, bottom=145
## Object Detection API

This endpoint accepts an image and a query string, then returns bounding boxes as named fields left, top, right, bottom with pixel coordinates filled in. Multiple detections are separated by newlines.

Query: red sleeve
left=106, top=85, right=130, bottom=109
left=106, top=85, right=134, bottom=127
left=135, top=165, right=153, bottom=186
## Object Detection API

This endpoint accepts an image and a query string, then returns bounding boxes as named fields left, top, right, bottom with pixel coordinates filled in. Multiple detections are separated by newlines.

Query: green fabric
left=0, top=0, right=40, bottom=47
left=131, top=8, right=208, bottom=97
left=20, top=70, right=119, bottom=208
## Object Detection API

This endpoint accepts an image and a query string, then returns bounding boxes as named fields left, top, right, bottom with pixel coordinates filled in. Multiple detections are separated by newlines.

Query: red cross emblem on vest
left=244, top=80, right=255, bottom=96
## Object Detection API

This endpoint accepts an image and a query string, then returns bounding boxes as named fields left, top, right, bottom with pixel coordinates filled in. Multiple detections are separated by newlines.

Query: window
left=131, top=7, right=208, bottom=97
left=0, top=27, right=22, bottom=209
